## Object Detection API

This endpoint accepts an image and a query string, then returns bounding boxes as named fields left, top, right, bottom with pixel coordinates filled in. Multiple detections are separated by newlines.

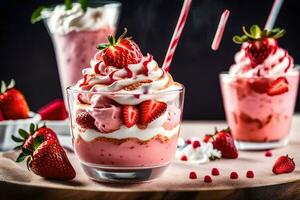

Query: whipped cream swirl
left=229, top=42, right=294, bottom=77
left=42, top=3, right=120, bottom=35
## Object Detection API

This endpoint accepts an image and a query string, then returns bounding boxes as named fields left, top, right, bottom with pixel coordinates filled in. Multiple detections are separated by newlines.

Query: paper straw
left=264, top=0, right=284, bottom=30
left=162, top=0, right=193, bottom=72
left=211, top=9, right=230, bottom=51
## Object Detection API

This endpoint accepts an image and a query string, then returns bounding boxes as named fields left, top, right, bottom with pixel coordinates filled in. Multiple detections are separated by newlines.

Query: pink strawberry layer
left=74, top=135, right=178, bottom=167
left=221, top=74, right=299, bottom=141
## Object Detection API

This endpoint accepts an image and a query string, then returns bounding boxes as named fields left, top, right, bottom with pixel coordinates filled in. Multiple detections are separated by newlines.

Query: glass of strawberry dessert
left=37, top=1, right=121, bottom=100
left=220, top=25, right=299, bottom=150
left=67, top=29, right=185, bottom=182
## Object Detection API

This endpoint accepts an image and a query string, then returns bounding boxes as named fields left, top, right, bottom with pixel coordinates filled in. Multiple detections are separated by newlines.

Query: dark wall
left=0, top=0, right=299, bottom=120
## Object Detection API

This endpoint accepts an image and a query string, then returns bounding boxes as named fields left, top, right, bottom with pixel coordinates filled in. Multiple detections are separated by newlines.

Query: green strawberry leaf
left=22, top=148, right=32, bottom=156
left=78, top=0, right=88, bottom=12
left=232, top=35, right=244, bottom=44
left=11, top=135, right=23, bottom=143
left=18, top=129, right=29, bottom=139
left=242, top=26, right=255, bottom=39
left=96, top=43, right=109, bottom=50
left=16, top=152, right=27, bottom=163
left=273, top=29, right=286, bottom=39
left=29, top=123, right=35, bottom=134
left=250, top=25, right=261, bottom=39
left=31, top=6, right=46, bottom=24
left=64, top=0, right=73, bottom=10
left=1, top=80, right=6, bottom=94
left=33, top=136, right=44, bottom=150
left=7, top=79, right=15, bottom=89
left=13, top=145, right=23, bottom=150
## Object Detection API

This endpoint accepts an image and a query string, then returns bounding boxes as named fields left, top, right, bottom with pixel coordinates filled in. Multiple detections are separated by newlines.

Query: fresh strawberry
left=38, top=99, right=68, bottom=120
left=0, top=80, right=29, bottom=120
left=140, top=100, right=167, bottom=125
left=16, top=139, right=75, bottom=180
left=0, top=110, right=4, bottom=121
left=203, top=134, right=212, bottom=143
left=209, top=128, right=238, bottom=159
left=233, top=25, right=286, bottom=67
left=122, top=105, right=139, bottom=128
left=11, top=123, right=59, bottom=151
left=97, top=28, right=142, bottom=68
left=267, top=77, right=289, bottom=96
left=272, top=155, right=295, bottom=174
left=75, top=111, right=96, bottom=129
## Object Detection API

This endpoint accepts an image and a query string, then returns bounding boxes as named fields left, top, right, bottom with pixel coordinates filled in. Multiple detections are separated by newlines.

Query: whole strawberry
left=0, top=79, right=30, bottom=120
left=12, top=123, right=59, bottom=151
left=14, top=126, right=75, bottom=180
left=209, top=128, right=238, bottom=159
left=272, top=155, right=295, bottom=175
left=97, top=28, right=143, bottom=68
left=233, top=25, right=286, bottom=67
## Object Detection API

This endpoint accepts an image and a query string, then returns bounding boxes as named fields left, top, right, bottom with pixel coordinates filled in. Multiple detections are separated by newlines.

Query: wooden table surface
left=1, top=115, right=300, bottom=200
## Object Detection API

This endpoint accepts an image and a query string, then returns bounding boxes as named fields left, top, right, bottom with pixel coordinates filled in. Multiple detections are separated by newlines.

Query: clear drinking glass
left=67, top=86, right=185, bottom=182
left=220, top=69, right=299, bottom=150
left=44, top=1, right=121, bottom=100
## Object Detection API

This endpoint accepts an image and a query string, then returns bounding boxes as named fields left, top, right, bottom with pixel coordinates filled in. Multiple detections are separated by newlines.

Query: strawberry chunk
left=211, top=168, right=220, bottom=176
left=246, top=170, right=254, bottom=178
left=192, top=140, right=201, bottom=149
left=204, top=175, right=212, bottom=183
left=230, top=171, right=239, bottom=179
left=267, top=77, right=289, bottom=96
left=140, top=100, right=167, bottom=125
left=76, top=111, right=96, bottom=129
left=265, top=150, right=273, bottom=157
left=189, top=171, right=197, bottom=179
left=122, top=105, right=139, bottom=128
left=180, top=155, right=188, bottom=161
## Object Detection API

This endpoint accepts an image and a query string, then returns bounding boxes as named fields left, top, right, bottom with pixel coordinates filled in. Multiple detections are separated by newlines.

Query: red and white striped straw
left=211, top=9, right=230, bottom=51
left=162, top=0, right=193, bottom=72
left=264, top=0, right=284, bottom=30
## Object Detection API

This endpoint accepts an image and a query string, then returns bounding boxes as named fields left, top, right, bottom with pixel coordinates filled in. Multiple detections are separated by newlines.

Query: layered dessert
left=41, top=2, right=121, bottom=97
left=220, top=25, right=299, bottom=148
left=68, top=29, right=184, bottom=171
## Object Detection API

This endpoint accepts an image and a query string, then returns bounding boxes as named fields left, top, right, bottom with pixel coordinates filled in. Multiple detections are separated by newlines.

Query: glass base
left=80, top=162, right=169, bottom=183
left=235, top=138, right=288, bottom=150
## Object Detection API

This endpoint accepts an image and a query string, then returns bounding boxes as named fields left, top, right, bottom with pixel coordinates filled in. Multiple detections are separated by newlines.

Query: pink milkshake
left=67, top=29, right=185, bottom=182
left=42, top=2, right=121, bottom=98
left=220, top=25, right=299, bottom=150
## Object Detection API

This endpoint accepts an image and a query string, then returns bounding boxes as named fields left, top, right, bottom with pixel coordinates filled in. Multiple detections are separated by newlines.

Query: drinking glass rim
left=219, top=67, right=300, bottom=79
left=47, top=1, right=121, bottom=9
left=66, top=84, right=185, bottom=96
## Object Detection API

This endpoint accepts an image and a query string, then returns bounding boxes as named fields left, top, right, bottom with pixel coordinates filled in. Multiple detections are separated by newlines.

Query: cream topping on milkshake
left=229, top=25, right=295, bottom=77
left=42, top=3, right=120, bottom=34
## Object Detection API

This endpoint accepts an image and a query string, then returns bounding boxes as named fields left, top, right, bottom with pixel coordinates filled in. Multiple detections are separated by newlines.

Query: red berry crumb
left=189, top=171, right=197, bottom=179
left=265, top=150, right=272, bottom=157
left=181, top=155, right=188, bottom=161
left=246, top=170, right=254, bottom=178
left=211, top=168, right=220, bottom=176
left=192, top=140, right=201, bottom=149
left=230, top=172, right=239, bottom=179
left=204, top=175, right=212, bottom=183
left=186, top=139, right=192, bottom=144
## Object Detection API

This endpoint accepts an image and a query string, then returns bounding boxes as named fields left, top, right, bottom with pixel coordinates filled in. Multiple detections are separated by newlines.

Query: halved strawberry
left=267, top=77, right=289, bottom=96
left=140, top=100, right=167, bottom=125
left=123, top=105, right=139, bottom=128
left=0, top=80, right=30, bottom=120
left=97, top=28, right=142, bottom=68
left=272, top=155, right=295, bottom=174
left=75, top=111, right=96, bottom=129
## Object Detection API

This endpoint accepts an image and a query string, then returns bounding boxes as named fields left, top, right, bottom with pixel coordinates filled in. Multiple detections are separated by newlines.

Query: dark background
left=0, top=0, right=299, bottom=120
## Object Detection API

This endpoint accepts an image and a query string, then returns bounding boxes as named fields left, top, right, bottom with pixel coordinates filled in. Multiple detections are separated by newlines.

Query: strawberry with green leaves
left=97, top=28, right=143, bottom=69
left=0, top=80, right=30, bottom=120
left=233, top=25, right=285, bottom=67
left=13, top=124, right=75, bottom=180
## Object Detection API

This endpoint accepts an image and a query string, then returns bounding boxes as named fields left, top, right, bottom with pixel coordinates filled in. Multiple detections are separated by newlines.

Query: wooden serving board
left=1, top=116, right=300, bottom=200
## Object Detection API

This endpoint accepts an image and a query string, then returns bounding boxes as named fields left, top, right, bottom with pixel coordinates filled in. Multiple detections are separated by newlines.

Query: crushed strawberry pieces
left=230, top=171, right=239, bottom=179
left=272, top=155, right=295, bottom=175
left=246, top=170, right=254, bottom=178
left=192, top=140, right=201, bottom=149
left=211, top=168, right=220, bottom=176
left=265, top=150, right=273, bottom=157
left=204, top=175, right=212, bottom=183
left=189, top=171, right=197, bottom=179
left=180, top=155, right=188, bottom=161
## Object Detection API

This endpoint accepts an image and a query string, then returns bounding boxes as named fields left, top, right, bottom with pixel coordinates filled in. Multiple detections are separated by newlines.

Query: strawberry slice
left=272, top=155, right=295, bottom=174
left=123, top=105, right=139, bottom=128
left=140, top=100, right=167, bottom=125
left=267, top=77, right=289, bottom=96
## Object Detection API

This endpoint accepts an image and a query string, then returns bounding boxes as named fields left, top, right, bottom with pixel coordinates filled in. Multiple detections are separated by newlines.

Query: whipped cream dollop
left=229, top=42, right=294, bottom=77
left=74, top=52, right=182, bottom=105
left=42, top=3, right=120, bottom=35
